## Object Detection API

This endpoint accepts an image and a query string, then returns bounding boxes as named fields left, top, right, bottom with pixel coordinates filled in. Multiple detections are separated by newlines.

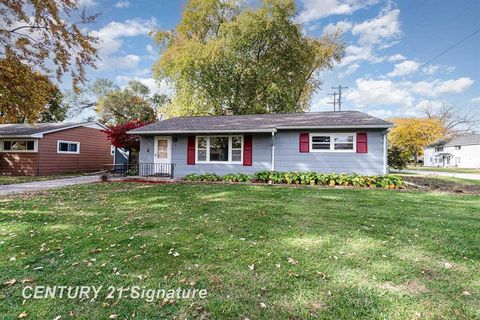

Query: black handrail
left=109, top=163, right=175, bottom=178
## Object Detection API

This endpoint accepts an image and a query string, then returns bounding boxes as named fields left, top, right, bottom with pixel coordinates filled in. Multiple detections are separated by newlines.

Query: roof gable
left=0, top=122, right=106, bottom=138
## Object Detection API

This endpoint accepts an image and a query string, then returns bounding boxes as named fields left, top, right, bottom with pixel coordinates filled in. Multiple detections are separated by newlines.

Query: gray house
left=128, top=111, right=392, bottom=178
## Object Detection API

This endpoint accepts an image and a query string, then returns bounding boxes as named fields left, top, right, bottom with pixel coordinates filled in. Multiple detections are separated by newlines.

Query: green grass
left=0, top=183, right=479, bottom=319
left=0, top=173, right=84, bottom=185
left=406, top=166, right=480, bottom=174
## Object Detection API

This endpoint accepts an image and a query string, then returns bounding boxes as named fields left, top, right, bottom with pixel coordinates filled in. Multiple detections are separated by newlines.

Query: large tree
left=419, top=102, right=480, bottom=136
left=93, top=79, right=168, bottom=124
left=0, top=0, right=98, bottom=122
left=388, top=118, right=446, bottom=164
left=154, top=0, right=344, bottom=117
left=0, top=55, right=58, bottom=123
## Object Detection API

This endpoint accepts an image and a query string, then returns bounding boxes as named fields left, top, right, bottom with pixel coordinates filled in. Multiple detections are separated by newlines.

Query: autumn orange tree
left=0, top=56, right=58, bottom=123
left=388, top=118, right=446, bottom=164
left=0, top=0, right=98, bottom=122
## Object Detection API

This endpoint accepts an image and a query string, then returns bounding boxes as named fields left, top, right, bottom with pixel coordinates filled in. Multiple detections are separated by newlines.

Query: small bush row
left=183, top=171, right=404, bottom=189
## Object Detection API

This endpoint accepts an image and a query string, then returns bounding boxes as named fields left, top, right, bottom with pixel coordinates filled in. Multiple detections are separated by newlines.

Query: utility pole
left=327, top=92, right=337, bottom=111
left=331, top=85, right=348, bottom=111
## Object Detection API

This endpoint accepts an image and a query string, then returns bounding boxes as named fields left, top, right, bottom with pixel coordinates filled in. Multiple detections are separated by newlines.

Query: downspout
left=271, top=131, right=275, bottom=171
left=382, top=130, right=388, bottom=175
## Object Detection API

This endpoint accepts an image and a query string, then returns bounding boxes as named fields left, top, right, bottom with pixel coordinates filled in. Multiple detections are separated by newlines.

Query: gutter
left=128, top=129, right=278, bottom=134
left=127, top=125, right=392, bottom=135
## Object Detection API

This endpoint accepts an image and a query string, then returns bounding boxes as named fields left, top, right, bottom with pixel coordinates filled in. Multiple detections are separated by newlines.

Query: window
left=310, top=133, right=355, bottom=152
left=196, top=136, right=243, bottom=163
left=455, top=146, right=461, bottom=150
left=455, top=157, right=461, bottom=164
left=57, top=140, right=80, bottom=154
left=1, top=140, right=36, bottom=152
left=435, top=147, right=444, bottom=152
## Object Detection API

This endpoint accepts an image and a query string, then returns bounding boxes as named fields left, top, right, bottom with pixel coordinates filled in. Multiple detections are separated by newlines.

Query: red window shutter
left=357, top=132, right=368, bottom=153
left=299, top=133, right=309, bottom=153
left=187, top=136, right=196, bottom=165
left=243, top=135, right=253, bottom=166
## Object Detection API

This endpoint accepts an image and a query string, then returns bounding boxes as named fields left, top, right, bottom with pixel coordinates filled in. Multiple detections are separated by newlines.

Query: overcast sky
left=73, top=0, right=480, bottom=119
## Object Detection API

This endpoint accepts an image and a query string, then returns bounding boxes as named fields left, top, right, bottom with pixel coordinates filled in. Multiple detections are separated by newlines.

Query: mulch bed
left=403, top=176, right=480, bottom=195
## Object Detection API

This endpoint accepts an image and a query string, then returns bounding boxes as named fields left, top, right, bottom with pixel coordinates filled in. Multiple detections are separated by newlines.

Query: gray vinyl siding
left=274, top=130, right=385, bottom=175
left=138, top=130, right=386, bottom=178
left=172, top=134, right=271, bottom=177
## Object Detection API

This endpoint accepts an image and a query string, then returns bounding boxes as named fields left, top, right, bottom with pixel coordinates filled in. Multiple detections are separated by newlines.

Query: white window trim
left=196, top=135, right=243, bottom=164
left=309, top=133, right=356, bottom=153
left=0, top=139, right=38, bottom=153
left=57, top=140, right=80, bottom=154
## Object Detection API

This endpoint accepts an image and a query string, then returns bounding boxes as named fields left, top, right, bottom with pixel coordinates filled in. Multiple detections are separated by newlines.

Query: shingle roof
left=426, top=134, right=480, bottom=148
left=129, top=111, right=392, bottom=134
left=0, top=122, right=99, bottom=137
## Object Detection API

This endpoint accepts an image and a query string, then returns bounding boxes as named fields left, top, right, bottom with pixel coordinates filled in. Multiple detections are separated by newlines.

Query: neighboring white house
left=424, top=134, right=480, bottom=168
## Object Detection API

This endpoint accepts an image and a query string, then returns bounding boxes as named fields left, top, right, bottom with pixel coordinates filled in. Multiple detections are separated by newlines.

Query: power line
left=421, top=26, right=480, bottom=68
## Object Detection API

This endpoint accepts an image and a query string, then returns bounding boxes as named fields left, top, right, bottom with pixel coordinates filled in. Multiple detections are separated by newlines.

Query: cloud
left=115, top=0, right=131, bottom=8
left=91, top=18, right=157, bottom=57
left=346, top=78, right=414, bottom=107
left=410, top=77, right=474, bottom=97
left=471, top=97, right=480, bottom=104
left=422, top=64, right=456, bottom=75
left=346, top=77, right=475, bottom=108
left=115, top=76, right=173, bottom=96
left=388, top=54, right=406, bottom=62
left=99, top=54, right=140, bottom=70
left=78, top=0, right=97, bottom=7
left=322, top=20, right=352, bottom=35
left=339, top=63, right=360, bottom=78
left=387, top=60, right=419, bottom=77
left=351, top=8, right=401, bottom=46
left=340, top=45, right=383, bottom=66
left=297, top=0, right=379, bottom=23
left=337, top=7, right=402, bottom=67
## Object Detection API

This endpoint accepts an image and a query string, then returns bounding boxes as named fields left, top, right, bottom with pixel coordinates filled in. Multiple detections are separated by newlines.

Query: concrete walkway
left=395, top=169, right=480, bottom=181
left=0, top=175, right=101, bottom=196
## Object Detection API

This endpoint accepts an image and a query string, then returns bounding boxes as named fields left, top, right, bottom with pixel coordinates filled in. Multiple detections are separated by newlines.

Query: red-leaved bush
left=103, top=120, right=150, bottom=149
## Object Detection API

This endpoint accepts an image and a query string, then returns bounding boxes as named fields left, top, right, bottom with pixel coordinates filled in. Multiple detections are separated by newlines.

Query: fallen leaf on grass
left=3, top=278, right=16, bottom=286
left=109, top=315, right=118, bottom=319
left=18, top=312, right=28, bottom=318
left=20, top=278, right=33, bottom=283
left=287, top=258, right=298, bottom=265
left=248, top=264, right=255, bottom=271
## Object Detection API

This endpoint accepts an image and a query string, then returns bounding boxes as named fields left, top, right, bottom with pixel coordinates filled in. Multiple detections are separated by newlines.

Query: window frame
left=57, top=140, right=80, bottom=154
left=195, top=135, right=243, bottom=164
left=309, top=133, right=356, bottom=153
left=0, top=139, right=37, bottom=153
left=435, top=147, right=444, bottom=152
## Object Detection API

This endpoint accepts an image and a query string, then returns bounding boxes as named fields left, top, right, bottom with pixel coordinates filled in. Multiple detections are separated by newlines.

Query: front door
left=154, top=136, right=172, bottom=176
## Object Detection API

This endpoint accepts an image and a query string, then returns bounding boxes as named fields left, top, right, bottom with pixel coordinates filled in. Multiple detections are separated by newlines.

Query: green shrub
left=222, top=173, right=251, bottom=183
left=183, top=172, right=405, bottom=189
left=184, top=173, right=221, bottom=182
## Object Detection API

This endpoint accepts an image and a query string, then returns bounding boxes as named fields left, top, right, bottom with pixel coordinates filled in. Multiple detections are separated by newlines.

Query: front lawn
left=0, top=183, right=478, bottom=319
left=406, top=166, right=480, bottom=174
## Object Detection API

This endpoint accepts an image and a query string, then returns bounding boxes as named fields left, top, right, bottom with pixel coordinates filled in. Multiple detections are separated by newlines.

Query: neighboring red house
left=0, top=122, right=114, bottom=176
